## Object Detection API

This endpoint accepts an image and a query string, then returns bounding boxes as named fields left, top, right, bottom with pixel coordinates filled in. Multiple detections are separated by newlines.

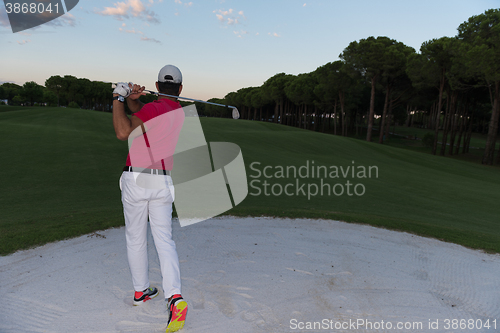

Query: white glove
left=113, top=82, right=133, bottom=98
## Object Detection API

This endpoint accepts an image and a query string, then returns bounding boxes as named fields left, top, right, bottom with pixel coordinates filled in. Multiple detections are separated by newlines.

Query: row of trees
left=0, top=82, right=57, bottom=107
left=0, top=76, right=113, bottom=111
left=215, top=9, right=499, bottom=165
left=44, top=75, right=113, bottom=111
left=2, top=9, right=498, bottom=164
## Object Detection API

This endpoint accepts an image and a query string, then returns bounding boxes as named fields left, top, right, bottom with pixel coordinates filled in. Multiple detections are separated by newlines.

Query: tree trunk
left=298, top=105, right=302, bottom=128
left=433, top=72, right=446, bottom=154
left=339, top=92, right=346, bottom=136
left=483, top=81, right=500, bottom=164
left=448, top=112, right=456, bottom=155
left=440, top=92, right=453, bottom=156
left=355, top=113, right=359, bottom=137
left=304, top=104, right=307, bottom=129
left=378, top=85, right=391, bottom=143
left=464, top=112, right=474, bottom=154
left=384, top=99, right=394, bottom=141
left=321, top=109, right=327, bottom=133
left=455, top=106, right=466, bottom=155
left=366, top=75, right=377, bottom=142
left=313, top=105, right=318, bottom=131
left=405, top=104, right=411, bottom=127
left=321, top=107, right=325, bottom=131
left=428, top=102, right=434, bottom=129
left=333, top=98, right=338, bottom=135
left=295, top=104, right=299, bottom=127
left=341, top=102, right=347, bottom=137
left=285, top=100, right=289, bottom=125
left=273, top=103, right=279, bottom=123
left=449, top=101, right=462, bottom=155
left=279, top=97, right=284, bottom=124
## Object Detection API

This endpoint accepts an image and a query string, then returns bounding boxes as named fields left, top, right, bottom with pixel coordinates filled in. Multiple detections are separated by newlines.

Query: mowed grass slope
left=0, top=107, right=499, bottom=255
left=0, top=108, right=127, bottom=254
left=203, top=118, right=500, bottom=253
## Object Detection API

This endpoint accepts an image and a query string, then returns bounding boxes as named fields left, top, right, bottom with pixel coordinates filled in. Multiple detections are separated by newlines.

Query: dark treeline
left=2, top=9, right=499, bottom=164
left=0, top=76, right=114, bottom=111
left=214, top=9, right=500, bottom=165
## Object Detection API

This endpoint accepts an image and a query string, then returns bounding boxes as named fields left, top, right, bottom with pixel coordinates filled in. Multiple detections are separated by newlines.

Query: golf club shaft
left=145, top=90, right=236, bottom=109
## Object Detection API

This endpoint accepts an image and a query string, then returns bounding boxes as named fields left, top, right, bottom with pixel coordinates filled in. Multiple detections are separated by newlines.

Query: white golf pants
left=120, top=171, right=181, bottom=299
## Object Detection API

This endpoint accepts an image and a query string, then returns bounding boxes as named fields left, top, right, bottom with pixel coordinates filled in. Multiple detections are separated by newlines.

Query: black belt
left=123, top=166, right=171, bottom=176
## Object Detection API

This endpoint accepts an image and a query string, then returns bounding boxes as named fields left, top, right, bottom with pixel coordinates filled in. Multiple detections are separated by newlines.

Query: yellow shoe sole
left=166, top=300, right=187, bottom=332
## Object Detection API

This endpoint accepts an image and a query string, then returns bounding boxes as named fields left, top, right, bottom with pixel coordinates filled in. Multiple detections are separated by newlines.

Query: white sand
left=1, top=217, right=499, bottom=333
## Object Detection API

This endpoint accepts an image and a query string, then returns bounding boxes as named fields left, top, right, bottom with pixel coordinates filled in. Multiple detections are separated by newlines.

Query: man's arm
left=112, top=83, right=149, bottom=140
left=112, top=94, right=144, bottom=141
left=126, top=98, right=144, bottom=113
left=126, top=84, right=147, bottom=113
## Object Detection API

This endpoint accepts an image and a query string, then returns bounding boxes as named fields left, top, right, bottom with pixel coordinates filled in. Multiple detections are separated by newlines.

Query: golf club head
left=232, top=107, right=240, bottom=119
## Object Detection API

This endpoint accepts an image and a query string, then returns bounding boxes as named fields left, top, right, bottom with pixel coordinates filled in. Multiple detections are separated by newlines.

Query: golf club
left=112, top=83, right=240, bottom=119
left=145, top=90, right=240, bottom=120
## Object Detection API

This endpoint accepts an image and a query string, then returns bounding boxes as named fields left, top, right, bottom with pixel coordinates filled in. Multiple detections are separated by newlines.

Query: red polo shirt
left=126, top=98, right=184, bottom=171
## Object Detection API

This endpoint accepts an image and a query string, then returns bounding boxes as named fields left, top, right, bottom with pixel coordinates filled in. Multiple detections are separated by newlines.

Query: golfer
left=112, top=65, right=187, bottom=332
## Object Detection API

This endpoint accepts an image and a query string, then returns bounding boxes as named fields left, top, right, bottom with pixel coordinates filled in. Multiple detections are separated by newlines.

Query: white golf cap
left=158, top=65, right=182, bottom=84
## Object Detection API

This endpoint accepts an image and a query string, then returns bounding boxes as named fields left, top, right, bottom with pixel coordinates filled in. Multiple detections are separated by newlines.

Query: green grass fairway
left=374, top=125, right=500, bottom=165
left=0, top=107, right=128, bottom=255
left=1, top=107, right=499, bottom=255
left=388, top=124, right=500, bottom=150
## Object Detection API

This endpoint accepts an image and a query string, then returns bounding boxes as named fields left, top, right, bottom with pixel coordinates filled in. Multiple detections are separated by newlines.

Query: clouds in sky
left=46, top=13, right=77, bottom=27
left=174, top=0, right=193, bottom=7
left=214, top=8, right=245, bottom=26
left=214, top=7, right=280, bottom=39
left=140, top=36, right=161, bottom=43
left=233, top=30, right=248, bottom=38
left=97, top=0, right=160, bottom=23
left=96, top=0, right=203, bottom=45
left=120, top=27, right=143, bottom=34
left=118, top=22, right=162, bottom=43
